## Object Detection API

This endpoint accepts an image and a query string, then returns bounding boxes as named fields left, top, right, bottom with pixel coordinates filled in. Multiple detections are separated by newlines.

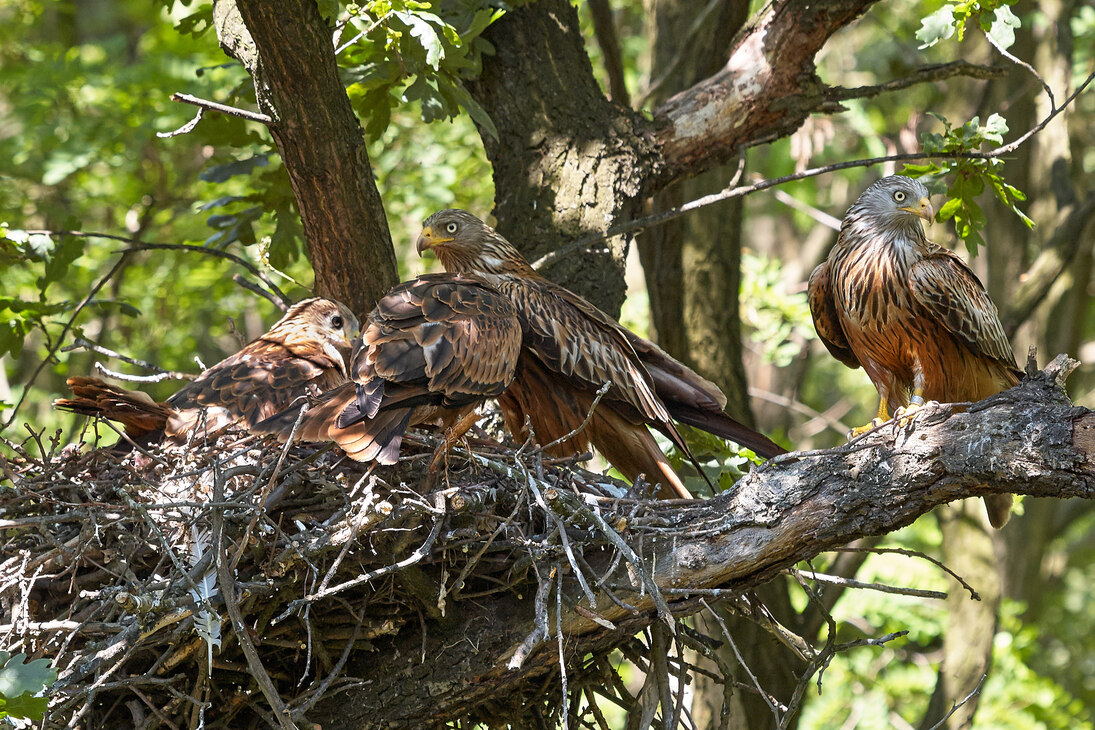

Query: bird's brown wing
left=505, top=279, right=670, bottom=425
left=498, top=355, right=692, bottom=499
left=808, top=260, right=861, bottom=369
left=359, top=275, right=521, bottom=405
left=256, top=275, right=522, bottom=464
left=54, top=377, right=173, bottom=440
left=166, top=337, right=343, bottom=440
left=497, top=278, right=712, bottom=497
left=908, top=248, right=1019, bottom=371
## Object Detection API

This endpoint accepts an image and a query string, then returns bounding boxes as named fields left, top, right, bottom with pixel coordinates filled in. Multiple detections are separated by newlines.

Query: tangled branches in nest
left=5, top=416, right=756, bottom=729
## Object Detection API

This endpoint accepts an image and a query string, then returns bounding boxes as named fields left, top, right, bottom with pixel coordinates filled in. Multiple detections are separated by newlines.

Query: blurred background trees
left=1, top=0, right=1093, bottom=727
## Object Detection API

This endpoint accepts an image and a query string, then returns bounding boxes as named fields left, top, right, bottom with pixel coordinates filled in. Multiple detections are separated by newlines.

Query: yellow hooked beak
left=416, top=225, right=454, bottom=257
left=900, top=197, right=935, bottom=225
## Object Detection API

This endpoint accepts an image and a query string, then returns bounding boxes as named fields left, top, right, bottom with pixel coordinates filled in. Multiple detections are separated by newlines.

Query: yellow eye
left=446, top=222, right=458, bottom=234
left=893, top=191, right=907, bottom=203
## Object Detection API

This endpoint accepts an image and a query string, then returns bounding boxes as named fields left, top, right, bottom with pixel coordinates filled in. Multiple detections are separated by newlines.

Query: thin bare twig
left=700, top=598, right=784, bottom=724
left=827, top=546, right=980, bottom=600
left=19, top=230, right=292, bottom=305
left=542, top=381, right=612, bottom=452
left=925, top=673, right=988, bottom=730
left=92, top=362, right=193, bottom=383
left=792, top=568, right=947, bottom=600
left=168, top=92, right=272, bottom=125
left=298, top=492, right=446, bottom=605
left=825, top=61, right=1005, bottom=103
left=63, top=338, right=172, bottom=375
left=508, top=560, right=551, bottom=671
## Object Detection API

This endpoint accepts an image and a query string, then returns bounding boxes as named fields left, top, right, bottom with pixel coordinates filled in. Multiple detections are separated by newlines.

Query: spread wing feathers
left=622, top=331, right=788, bottom=459
left=807, top=260, right=861, bottom=369
left=165, top=336, right=342, bottom=440
left=250, top=382, right=356, bottom=444
left=255, top=275, right=522, bottom=464
left=502, top=278, right=671, bottom=426
left=355, top=275, right=523, bottom=410
left=908, top=249, right=1020, bottom=372
left=54, top=377, right=173, bottom=439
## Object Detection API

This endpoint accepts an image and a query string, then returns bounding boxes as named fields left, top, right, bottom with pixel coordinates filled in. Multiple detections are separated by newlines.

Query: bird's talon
left=847, top=417, right=886, bottom=439
left=893, top=400, right=937, bottom=427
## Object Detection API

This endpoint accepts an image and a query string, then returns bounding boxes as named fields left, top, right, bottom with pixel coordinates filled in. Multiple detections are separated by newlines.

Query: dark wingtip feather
left=672, top=408, right=787, bottom=459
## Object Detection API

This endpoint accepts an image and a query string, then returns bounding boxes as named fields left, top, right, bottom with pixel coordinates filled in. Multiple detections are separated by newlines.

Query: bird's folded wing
left=507, top=279, right=670, bottom=425
left=167, top=338, right=337, bottom=435
left=362, top=275, right=523, bottom=407
left=908, top=250, right=1018, bottom=367
left=807, top=261, right=861, bottom=369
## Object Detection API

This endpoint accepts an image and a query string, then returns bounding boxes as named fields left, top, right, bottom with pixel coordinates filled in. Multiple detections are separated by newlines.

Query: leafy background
left=2, top=0, right=1094, bottom=726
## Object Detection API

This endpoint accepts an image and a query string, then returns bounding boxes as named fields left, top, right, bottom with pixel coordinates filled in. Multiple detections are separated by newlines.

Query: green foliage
left=917, top=1, right=1020, bottom=50
left=0, top=651, right=57, bottom=722
left=740, top=252, right=816, bottom=367
left=666, top=424, right=753, bottom=496
left=0, top=227, right=83, bottom=361
left=903, top=113, right=1033, bottom=255
left=340, top=0, right=505, bottom=140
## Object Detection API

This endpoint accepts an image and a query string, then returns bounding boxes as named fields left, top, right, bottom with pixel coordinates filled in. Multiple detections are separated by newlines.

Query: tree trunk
left=467, top=0, right=656, bottom=315
left=918, top=503, right=1002, bottom=729
left=213, top=0, right=399, bottom=318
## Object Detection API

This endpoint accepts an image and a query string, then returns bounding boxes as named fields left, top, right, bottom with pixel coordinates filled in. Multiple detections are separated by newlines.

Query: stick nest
left=2, top=419, right=686, bottom=729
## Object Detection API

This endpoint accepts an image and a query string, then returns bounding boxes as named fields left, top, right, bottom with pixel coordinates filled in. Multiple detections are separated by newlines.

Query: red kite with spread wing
left=415, top=209, right=787, bottom=499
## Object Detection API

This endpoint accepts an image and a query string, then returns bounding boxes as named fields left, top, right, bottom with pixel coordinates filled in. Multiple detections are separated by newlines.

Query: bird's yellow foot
left=893, top=397, right=935, bottom=427
left=847, top=418, right=887, bottom=439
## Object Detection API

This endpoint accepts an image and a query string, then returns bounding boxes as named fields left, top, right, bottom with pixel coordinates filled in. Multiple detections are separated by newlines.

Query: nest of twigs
left=4, top=414, right=698, bottom=729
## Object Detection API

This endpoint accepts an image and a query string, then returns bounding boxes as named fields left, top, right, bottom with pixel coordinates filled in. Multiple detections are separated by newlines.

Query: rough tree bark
left=466, top=0, right=654, bottom=314
left=312, top=359, right=1095, bottom=728
left=213, top=0, right=398, bottom=318
left=465, top=0, right=883, bottom=314
left=638, top=0, right=753, bottom=421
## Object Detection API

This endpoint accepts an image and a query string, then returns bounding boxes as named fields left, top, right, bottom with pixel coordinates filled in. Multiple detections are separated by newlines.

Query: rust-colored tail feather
left=587, top=407, right=692, bottom=500
left=54, top=377, right=172, bottom=439
left=625, top=332, right=786, bottom=459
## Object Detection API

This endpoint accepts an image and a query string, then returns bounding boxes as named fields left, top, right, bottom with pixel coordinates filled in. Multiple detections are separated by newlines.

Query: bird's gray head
left=845, top=176, right=935, bottom=238
left=416, top=209, right=536, bottom=277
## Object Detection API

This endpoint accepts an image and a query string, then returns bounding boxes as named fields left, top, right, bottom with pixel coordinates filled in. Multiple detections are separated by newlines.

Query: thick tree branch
left=652, top=0, right=878, bottom=186
left=648, top=2, right=1013, bottom=188
left=213, top=0, right=398, bottom=318
left=317, top=356, right=1095, bottom=728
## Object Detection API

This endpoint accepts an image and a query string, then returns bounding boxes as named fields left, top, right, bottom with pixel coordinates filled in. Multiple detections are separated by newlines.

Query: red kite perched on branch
left=56, top=297, right=357, bottom=445
left=413, top=209, right=787, bottom=499
left=808, top=175, right=1022, bottom=527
